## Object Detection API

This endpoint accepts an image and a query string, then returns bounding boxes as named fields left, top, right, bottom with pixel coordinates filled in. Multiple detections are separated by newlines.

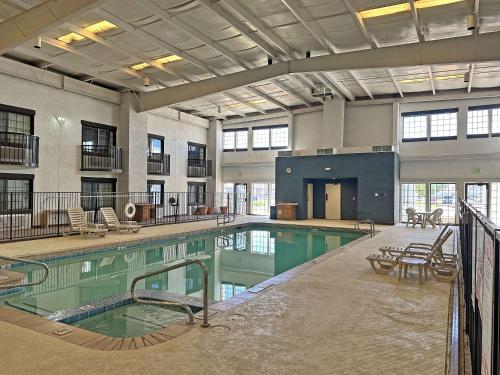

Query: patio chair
left=67, top=208, right=107, bottom=238
left=379, top=224, right=455, bottom=264
left=100, top=207, right=140, bottom=233
left=426, top=208, right=443, bottom=228
left=366, top=229, right=454, bottom=276
left=406, top=208, right=423, bottom=228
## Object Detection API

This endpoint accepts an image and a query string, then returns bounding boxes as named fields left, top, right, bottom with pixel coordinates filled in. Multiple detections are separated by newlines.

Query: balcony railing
left=187, top=159, right=212, bottom=178
left=147, top=152, right=170, bottom=175
left=0, top=132, right=39, bottom=167
left=81, top=145, right=122, bottom=172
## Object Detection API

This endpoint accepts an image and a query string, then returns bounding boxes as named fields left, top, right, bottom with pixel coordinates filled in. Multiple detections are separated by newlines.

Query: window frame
left=223, top=127, right=248, bottom=152
left=81, top=120, right=116, bottom=147
left=252, top=125, right=289, bottom=151
left=466, top=104, right=500, bottom=139
left=80, top=177, right=116, bottom=211
left=401, top=108, right=458, bottom=142
left=187, top=142, right=206, bottom=160
left=187, top=181, right=207, bottom=206
left=0, top=104, right=35, bottom=136
left=147, top=179, right=165, bottom=205
left=0, top=173, right=34, bottom=214
left=148, top=134, right=164, bottom=154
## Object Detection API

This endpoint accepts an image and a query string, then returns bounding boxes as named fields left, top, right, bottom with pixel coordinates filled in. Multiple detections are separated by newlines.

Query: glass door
left=235, top=183, right=247, bottom=215
left=466, top=183, right=489, bottom=216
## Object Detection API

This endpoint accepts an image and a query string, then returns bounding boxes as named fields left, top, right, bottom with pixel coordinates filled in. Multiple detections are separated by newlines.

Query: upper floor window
left=252, top=125, right=288, bottom=150
left=223, top=128, right=248, bottom=151
left=401, top=109, right=458, bottom=142
left=188, top=142, right=206, bottom=160
left=467, top=105, right=500, bottom=138
left=81, top=121, right=115, bottom=147
left=0, top=104, right=34, bottom=135
left=148, top=134, right=164, bottom=154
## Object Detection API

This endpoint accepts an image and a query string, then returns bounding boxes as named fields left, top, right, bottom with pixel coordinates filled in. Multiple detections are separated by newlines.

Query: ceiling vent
left=278, top=150, right=293, bottom=157
left=317, top=148, right=334, bottom=155
left=372, top=145, right=394, bottom=152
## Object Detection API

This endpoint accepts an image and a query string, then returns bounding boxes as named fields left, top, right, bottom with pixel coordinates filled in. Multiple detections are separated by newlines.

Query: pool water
left=1, top=225, right=362, bottom=337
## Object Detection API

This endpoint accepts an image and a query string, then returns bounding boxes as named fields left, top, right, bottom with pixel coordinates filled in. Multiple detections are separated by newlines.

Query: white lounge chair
left=406, top=208, right=423, bottom=228
left=426, top=208, right=443, bottom=228
left=100, top=207, right=140, bottom=233
left=67, top=208, right=107, bottom=238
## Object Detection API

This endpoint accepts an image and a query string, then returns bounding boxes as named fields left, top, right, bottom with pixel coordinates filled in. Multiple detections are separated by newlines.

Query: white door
left=307, top=183, right=314, bottom=219
left=325, top=184, right=341, bottom=220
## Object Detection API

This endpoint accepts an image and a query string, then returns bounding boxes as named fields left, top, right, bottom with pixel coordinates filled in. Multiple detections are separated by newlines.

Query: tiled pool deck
left=0, top=217, right=454, bottom=374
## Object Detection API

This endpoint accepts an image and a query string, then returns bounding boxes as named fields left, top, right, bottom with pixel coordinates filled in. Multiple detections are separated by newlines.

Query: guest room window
left=147, top=180, right=164, bottom=205
left=187, top=182, right=206, bottom=206
left=81, top=177, right=116, bottom=211
left=81, top=121, right=115, bottom=147
left=0, top=104, right=34, bottom=135
left=0, top=173, right=33, bottom=213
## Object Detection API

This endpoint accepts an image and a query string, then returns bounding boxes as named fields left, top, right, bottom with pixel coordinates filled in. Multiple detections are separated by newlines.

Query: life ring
left=123, top=253, right=135, bottom=263
left=124, top=203, right=136, bottom=219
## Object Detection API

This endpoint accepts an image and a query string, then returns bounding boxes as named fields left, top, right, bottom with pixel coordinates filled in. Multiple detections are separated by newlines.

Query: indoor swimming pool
left=1, top=225, right=363, bottom=337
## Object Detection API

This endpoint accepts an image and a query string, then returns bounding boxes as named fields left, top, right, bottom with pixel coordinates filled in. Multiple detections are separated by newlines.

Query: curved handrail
left=0, top=256, right=49, bottom=289
left=354, top=219, right=375, bottom=238
left=130, top=257, right=210, bottom=327
left=216, top=212, right=236, bottom=227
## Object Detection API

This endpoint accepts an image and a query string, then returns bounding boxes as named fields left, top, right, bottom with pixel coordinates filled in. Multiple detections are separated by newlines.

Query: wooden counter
left=276, top=203, right=298, bottom=220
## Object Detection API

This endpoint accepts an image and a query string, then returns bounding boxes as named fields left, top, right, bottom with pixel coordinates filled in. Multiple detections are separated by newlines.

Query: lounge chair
left=406, top=208, right=423, bottom=228
left=100, top=207, right=140, bottom=233
left=426, top=208, right=443, bottom=228
left=67, top=208, right=107, bottom=238
left=366, top=229, right=454, bottom=277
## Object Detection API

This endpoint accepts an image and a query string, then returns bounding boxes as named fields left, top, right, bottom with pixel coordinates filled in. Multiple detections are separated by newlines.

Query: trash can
left=270, top=206, right=277, bottom=220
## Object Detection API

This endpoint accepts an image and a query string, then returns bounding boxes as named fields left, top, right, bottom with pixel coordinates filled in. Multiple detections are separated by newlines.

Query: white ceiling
left=2, top=0, right=500, bottom=119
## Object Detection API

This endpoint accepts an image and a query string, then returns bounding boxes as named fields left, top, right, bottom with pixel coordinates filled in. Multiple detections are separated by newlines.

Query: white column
left=322, top=97, right=345, bottom=149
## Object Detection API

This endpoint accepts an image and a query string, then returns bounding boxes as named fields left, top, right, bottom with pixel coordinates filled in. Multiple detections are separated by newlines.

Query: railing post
left=9, top=192, right=13, bottom=241
left=57, top=192, right=61, bottom=236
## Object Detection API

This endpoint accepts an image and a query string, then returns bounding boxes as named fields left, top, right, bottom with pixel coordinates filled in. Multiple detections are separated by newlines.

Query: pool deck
left=0, top=218, right=454, bottom=374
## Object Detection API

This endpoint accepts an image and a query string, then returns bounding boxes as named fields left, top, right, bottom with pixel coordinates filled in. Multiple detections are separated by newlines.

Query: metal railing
left=147, top=152, right=170, bottom=175
left=81, top=145, right=122, bottom=172
left=0, top=132, right=39, bottom=167
left=130, top=257, right=210, bottom=327
left=187, top=159, right=212, bottom=178
left=354, top=219, right=375, bottom=237
left=459, top=199, right=499, bottom=375
left=0, top=191, right=247, bottom=242
left=217, top=212, right=236, bottom=227
left=0, top=255, right=48, bottom=289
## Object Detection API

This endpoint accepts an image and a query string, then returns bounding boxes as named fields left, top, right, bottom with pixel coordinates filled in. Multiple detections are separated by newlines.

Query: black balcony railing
left=187, top=159, right=212, bottom=177
left=81, top=145, right=122, bottom=172
left=0, top=132, right=39, bottom=167
left=147, top=152, right=170, bottom=175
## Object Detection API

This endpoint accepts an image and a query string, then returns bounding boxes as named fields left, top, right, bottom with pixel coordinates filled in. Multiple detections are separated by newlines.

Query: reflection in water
left=2, top=227, right=362, bottom=316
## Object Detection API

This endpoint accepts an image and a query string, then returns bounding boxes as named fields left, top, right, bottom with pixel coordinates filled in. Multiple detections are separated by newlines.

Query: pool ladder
left=216, top=212, right=236, bottom=227
left=130, top=258, right=210, bottom=328
left=0, top=255, right=49, bottom=290
left=354, top=219, right=376, bottom=238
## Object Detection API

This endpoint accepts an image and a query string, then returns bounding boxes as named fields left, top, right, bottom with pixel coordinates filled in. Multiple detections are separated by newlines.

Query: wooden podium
left=276, top=203, right=298, bottom=220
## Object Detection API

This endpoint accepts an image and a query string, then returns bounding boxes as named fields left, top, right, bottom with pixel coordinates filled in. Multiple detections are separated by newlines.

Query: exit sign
left=472, top=168, right=481, bottom=175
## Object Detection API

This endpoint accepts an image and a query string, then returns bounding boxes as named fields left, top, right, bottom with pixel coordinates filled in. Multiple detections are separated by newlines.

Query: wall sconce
left=324, top=167, right=332, bottom=171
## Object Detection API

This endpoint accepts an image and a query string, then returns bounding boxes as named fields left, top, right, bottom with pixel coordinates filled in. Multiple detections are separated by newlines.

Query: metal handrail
left=0, top=256, right=49, bottom=289
left=130, top=257, right=210, bottom=327
left=354, top=219, right=375, bottom=237
left=216, top=212, right=235, bottom=227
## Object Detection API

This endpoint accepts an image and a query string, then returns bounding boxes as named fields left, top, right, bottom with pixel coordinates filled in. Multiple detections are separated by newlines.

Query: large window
left=187, top=182, right=206, bottom=206
left=252, top=125, right=288, bottom=150
left=0, top=104, right=34, bottom=135
left=250, top=230, right=275, bottom=254
left=147, top=180, right=164, bottom=205
left=401, top=109, right=458, bottom=142
left=251, top=183, right=270, bottom=215
left=0, top=173, right=33, bottom=213
left=401, top=183, right=427, bottom=222
left=490, top=183, right=500, bottom=225
left=430, top=112, right=457, bottom=139
left=430, top=183, right=456, bottom=223
left=467, top=105, right=500, bottom=138
left=223, top=128, right=248, bottom=151
left=466, top=183, right=488, bottom=216
left=81, top=177, right=116, bottom=211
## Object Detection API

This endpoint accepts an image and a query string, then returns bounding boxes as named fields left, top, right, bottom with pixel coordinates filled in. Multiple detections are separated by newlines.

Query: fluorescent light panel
left=56, top=20, right=118, bottom=44
left=131, top=55, right=183, bottom=71
left=360, top=0, right=464, bottom=19
left=399, top=74, right=464, bottom=83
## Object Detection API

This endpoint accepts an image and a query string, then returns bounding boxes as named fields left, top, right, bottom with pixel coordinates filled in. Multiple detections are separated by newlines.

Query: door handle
left=325, top=194, right=328, bottom=201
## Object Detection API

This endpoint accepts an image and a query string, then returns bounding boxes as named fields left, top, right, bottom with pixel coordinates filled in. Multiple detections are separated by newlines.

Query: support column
left=322, top=97, right=345, bottom=150
left=207, top=119, right=222, bottom=193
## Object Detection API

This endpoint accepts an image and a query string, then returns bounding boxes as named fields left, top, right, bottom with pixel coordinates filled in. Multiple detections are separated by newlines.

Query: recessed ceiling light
left=359, top=0, right=464, bottom=19
left=131, top=62, right=151, bottom=71
left=155, top=55, right=182, bottom=64
left=399, top=74, right=464, bottom=83
left=57, top=32, right=85, bottom=44
left=84, top=20, right=117, bottom=34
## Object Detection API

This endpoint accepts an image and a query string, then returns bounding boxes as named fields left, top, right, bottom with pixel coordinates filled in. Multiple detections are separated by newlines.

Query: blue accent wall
left=276, top=152, right=399, bottom=224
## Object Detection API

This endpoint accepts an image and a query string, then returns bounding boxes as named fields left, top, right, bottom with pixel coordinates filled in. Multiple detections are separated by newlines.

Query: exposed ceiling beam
left=137, top=30, right=500, bottom=111
left=349, top=71, right=373, bottom=99
left=428, top=66, right=436, bottom=95
left=343, top=0, right=403, bottom=98
left=467, top=64, right=475, bottom=93
left=409, top=0, right=424, bottom=43
left=0, top=0, right=108, bottom=54
left=271, top=79, right=312, bottom=107
left=245, top=86, right=290, bottom=111
left=223, top=92, right=266, bottom=114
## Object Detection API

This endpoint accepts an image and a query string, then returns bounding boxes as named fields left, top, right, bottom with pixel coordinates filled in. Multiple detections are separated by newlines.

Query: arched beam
left=138, top=31, right=500, bottom=112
